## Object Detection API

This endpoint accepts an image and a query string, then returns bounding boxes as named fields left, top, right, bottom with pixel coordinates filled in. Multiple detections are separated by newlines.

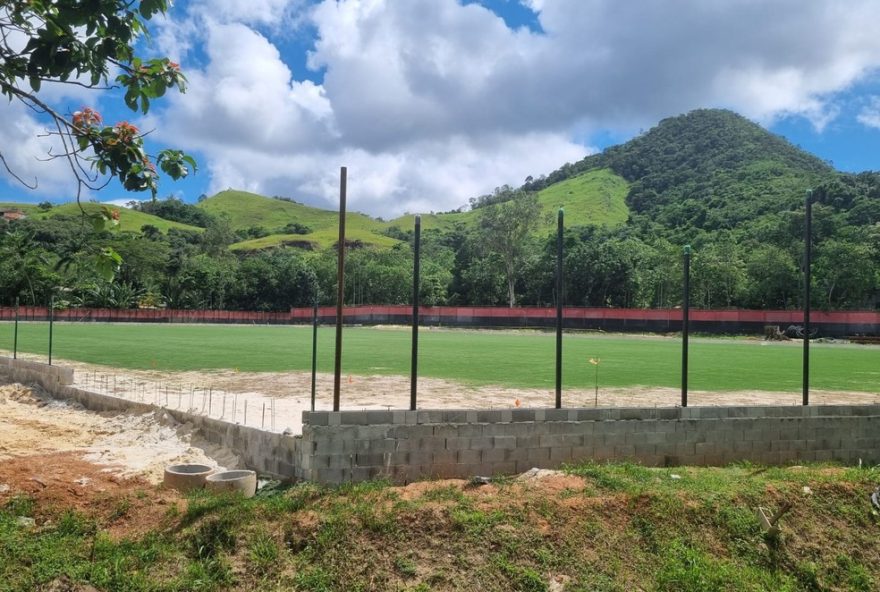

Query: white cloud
left=857, top=96, right=880, bottom=129
left=145, top=0, right=880, bottom=215
left=0, top=101, right=84, bottom=199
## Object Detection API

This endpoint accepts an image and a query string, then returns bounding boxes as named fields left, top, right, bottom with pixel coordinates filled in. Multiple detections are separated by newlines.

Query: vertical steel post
left=411, top=215, right=421, bottom=411
left=681, top=245, right=691, bottom=407
left=48, top=296, right=54, bottom=366
left=555, top=208, right=564, bottom=409
left=13, top=296, right=19, bottom=359
left=333, top=167, right=347, bottom=412
left=311, top=297, right=318, bottom=412
left=803, top=190, right=812, bottom=406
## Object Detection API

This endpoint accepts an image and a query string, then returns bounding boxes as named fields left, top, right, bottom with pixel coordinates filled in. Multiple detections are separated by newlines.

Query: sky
left=2, top=0, right=880, bottom=217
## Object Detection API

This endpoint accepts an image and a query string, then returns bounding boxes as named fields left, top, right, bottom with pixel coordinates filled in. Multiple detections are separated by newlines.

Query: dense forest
left=1, top=109, right=878, bottom=311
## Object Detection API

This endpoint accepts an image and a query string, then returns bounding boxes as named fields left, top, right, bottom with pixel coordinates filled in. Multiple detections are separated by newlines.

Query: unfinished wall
left=0, top=356, right=299, bottom=479
left=4, top=356, right=878, bottom=486
left=299, top=406, right=880, bottom=484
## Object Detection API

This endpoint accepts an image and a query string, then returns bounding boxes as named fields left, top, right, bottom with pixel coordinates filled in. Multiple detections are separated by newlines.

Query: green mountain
left=524, top=109, right=837, bottom=233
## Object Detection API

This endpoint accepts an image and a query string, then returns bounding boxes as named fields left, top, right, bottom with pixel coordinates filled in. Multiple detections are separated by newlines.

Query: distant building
left=0, top=208, right=27, bottom=221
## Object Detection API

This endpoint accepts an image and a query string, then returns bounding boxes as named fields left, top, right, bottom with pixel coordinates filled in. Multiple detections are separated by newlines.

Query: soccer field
left=2, top=321, right=878, bottom=394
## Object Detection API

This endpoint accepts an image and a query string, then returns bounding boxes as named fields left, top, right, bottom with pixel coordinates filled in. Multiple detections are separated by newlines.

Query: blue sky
left=2, top=0, right=880, bottom=216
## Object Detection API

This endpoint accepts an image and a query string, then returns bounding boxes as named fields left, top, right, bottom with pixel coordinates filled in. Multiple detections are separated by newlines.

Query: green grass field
left=1, top=322, right=877, bottom=393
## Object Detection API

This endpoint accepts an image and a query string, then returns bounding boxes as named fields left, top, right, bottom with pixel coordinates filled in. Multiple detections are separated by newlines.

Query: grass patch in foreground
left=1, top=463, right=878, bottom=591
left=1, top=322, right=878, bottom=393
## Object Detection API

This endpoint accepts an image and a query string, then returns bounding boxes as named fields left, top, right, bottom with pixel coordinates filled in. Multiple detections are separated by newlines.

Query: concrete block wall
left=0, top=356, right=73, bottom=390
left=1, top=356, right=300, bottom=479
left=300, top=406, right=880, bottom=484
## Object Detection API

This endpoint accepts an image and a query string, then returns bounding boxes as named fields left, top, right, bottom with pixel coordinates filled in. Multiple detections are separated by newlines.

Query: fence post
left=48, top=296, right=54, bottom=365
left=555, top=208, right=564, bottom=409
left=411, top=215, right=421, bottom=411
left=803, top=190, right=812, bottom=406
left=681, top=245, right=690, bottom=408
left=311, top=297, right=318, bottom=412
left=13, top=296, right=19, bottom=359
left=333, top=166, right=347, bottom=412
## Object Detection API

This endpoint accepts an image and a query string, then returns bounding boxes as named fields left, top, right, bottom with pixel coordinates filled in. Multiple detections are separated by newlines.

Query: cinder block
left=417, top=410, right=445, bottom=424
left=355, top=452, right=387, bottom=467
left=482, top=448, right=509, bottom=463
left=614, top=442, right=639, bottom=457
left=365, top=410, right=394, bottom=425
left=545, top=409, right=570, bottom=422
left=350, top=467, right=382, bottom=482
left=434, top=424, right=483, bottom=438
left=476, top=410, right=504, bottom=423
left=490, top=461, right=517, bottom=476
left=512, top=409, right=536, bottom=422
left=457, top=449, right=481, bottom=464
left=340, top=411, right=370, bottom=425
left=493, top=436, right=517, bottom=449
left=445, top=438, right=471, bottom=450
left=402, top=451, right=433, bottom=465
left=536, top=434, right=566, bottom=448
left=314, top=468, right=346, bottom=485
left=304, top=411, right=329, bottom=426
left=432, top=450, right=457, bottom=464
left=549, top=447, right=572, bottom=462
left=516, top=435, right=542, bottom=448
left=468, top=437, right=494, bottom=449
left=570, top=446, right=594, bottom=462
left=526, top=448, right=550, bottom=462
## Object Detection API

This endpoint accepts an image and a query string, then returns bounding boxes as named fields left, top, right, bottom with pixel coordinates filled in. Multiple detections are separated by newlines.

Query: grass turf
left=1, top=322, right=878, bottom=393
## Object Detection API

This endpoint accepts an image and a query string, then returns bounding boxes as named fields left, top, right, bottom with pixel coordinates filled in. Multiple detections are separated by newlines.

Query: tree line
left=1, top=185, right=877, bottom=312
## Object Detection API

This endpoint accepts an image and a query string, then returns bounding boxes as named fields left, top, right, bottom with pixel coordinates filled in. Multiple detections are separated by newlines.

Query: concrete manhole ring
left=205, top=469, right=258, bottom=498
left=163, top=463, right=215, bottom=492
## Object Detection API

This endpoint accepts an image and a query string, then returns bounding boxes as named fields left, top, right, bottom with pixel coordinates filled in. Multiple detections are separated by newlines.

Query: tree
left=0, top=1, right=195, bottom=200
left=478, top=191, right=543, bottom=307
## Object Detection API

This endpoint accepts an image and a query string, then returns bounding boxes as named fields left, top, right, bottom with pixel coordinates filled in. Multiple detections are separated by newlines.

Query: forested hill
left=523, top=109, right=834, bottom=233
left=1, top=108, right=878, bottom=312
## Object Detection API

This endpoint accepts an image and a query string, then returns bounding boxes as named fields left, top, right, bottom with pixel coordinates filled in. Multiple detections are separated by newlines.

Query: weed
left=394, top=555, right=419, bottom=577
left=188, top=516, right=237, bottom=559
left=494, top=555, right=548, bottom=592
left=108, top=497, right=131, bottom=522
left=248, top=530, right=280, bottom=572
left=4, top=494, right=34, bottom=517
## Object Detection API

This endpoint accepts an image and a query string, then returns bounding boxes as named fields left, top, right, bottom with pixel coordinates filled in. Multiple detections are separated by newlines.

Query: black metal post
left=48, top=296, right=54, bottom=366
left=803, top=190, right=812, bottom=406
left=311, top=297, right=318, bottom=412
left=410, top=215, right=421, bottom=411
left=13, top=296, right=19, bottom=359
left=555, top=208, right=564, bottom=409
left=333, top=167, right=347, bottom=412
left=681, top=245, right=691, bottom=407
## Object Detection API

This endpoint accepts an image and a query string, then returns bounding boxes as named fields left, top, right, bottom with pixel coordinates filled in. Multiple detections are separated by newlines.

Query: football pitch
left=1, top=321, right=878, bottom=394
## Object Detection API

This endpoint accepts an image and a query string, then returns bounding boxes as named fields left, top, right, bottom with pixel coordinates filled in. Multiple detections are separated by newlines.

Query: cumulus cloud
left=145, top=0, right=880, bottom=215
left=857, top=96, right=880, bottom=129
left=0, top=101, right=84, bottom=198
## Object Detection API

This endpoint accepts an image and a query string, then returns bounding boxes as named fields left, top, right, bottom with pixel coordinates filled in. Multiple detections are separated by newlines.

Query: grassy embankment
left=1, top=462, right=878, bottom=591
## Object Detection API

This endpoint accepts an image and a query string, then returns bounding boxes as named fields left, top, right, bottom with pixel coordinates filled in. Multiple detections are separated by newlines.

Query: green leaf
left=95, top=248, right=123, bottom=282
left=29, top=76, right=41, bottom=92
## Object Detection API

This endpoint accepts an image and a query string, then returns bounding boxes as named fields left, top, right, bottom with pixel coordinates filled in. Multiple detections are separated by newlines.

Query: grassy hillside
left=230, top=227, right=401, bottom=251
left=384, top=168, right=629, bottom=235
left=2, top=202, right=201, bottom=233
left=535, top=167, right=629, bottom=227
left=201, top=190, right=399, bottom=250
